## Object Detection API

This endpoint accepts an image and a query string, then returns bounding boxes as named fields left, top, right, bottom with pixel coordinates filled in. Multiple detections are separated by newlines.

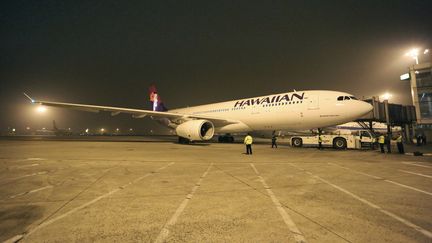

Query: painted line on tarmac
left=9, top=171, right=48, bottom=180
left=399, top=170, right=432, bottom=179
left=3, top=234, right=23, bottom=243
left=25, top=158, right=45, bottom=161
left=10, top=162, right=175, bottom=242
left=290, top=163, right=432, bottom=239
left=8, top=185, right=53, bottom=199
left=8, top=163, right=40, bottom=170
left=16, top=163, right=39, bottom=168
left=0, top=171, right=48, bottom=184
left=328, top=163, right=381, bottom=179
left=250, top=163, right=307, bottom=243
left=154, top=163, right=213, bottom=243
left=385, top=180, right=432, bottom=196
left=328, top=163, right=432, bottom=197
left=402, top=162, right=432, bottom=169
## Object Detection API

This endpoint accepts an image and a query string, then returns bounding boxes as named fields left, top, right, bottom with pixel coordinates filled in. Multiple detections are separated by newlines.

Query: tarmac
left=0, top=136, right=431, bottom=242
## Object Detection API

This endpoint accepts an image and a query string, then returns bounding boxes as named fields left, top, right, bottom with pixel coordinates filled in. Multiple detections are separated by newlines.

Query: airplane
left=24, top=87, right=373, bottom=143
left=33, top=120, right=73, bottom=136
left=52, top=120, right=73, bottom=136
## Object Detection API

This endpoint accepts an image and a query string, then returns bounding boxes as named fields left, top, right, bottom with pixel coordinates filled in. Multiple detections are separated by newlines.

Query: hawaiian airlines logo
left=233, top=92, right=305, bottom=107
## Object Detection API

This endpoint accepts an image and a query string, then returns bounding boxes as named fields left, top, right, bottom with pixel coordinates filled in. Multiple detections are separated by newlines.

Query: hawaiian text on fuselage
left=233, top=92, right=305, bottom=107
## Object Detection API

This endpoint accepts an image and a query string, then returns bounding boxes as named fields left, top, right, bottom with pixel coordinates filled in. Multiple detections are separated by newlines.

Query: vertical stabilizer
left=52, top=120, right=58, bottom=131
left=148, top=85, right=168, bottom=111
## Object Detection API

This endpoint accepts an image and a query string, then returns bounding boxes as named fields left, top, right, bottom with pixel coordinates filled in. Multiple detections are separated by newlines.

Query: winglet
left=23, top=93, right=35, bottom=103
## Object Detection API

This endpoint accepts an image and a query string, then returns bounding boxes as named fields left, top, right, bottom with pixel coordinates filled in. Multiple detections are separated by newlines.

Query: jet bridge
left=356, top=96, right=417, bottom=143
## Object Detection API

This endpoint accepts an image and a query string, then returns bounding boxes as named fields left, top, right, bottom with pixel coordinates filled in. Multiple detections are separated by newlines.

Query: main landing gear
left=178, top=137, right=191, bottom=144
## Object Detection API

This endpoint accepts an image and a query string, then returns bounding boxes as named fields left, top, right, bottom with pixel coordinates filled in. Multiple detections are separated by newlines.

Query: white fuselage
left=170, top=90, right=373, bottom=133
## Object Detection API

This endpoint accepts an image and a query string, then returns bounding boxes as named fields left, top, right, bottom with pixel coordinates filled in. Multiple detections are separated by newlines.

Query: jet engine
left=175, top=120, right=215, bottom=141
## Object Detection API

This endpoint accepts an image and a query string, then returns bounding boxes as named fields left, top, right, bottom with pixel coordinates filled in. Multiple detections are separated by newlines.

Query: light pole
left=405, top=48, right=419, bottom=64
left=405, top=48, right=430, bottom=64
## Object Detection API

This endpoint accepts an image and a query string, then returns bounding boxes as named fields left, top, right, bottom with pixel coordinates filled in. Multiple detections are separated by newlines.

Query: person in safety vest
left=386, top=134, right=392, bottom=153
left=378, top=134, right=385, bottom=153
left=244, top=133, right=253, bottom=155
left=271, top=135, right=278, bottom=148
left=396, top=133, right=404, bottom=154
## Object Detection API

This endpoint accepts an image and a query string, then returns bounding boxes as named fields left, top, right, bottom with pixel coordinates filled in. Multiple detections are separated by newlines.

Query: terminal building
left=403, top=62, right=432, bottom=140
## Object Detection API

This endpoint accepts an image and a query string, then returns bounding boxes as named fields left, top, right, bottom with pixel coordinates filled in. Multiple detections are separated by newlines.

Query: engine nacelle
left=175, top=120, right=215, bottom=141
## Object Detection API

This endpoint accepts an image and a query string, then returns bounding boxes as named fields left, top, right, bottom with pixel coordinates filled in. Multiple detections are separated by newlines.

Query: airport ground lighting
left=405, top=48, right=430, bottom=64
left=36, top=106, right=47, bottom=113
left=380, top=92, right=392, bottom=101
left=405, top=48, right=419, bottom=64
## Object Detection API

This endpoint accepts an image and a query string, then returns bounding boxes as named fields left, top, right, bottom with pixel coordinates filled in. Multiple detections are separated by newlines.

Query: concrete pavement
left=0, top=138, right=431, bottom=242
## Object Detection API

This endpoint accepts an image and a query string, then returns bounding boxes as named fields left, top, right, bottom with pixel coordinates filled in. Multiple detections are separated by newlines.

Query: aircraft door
left=307, top=95, right=319, bottom=110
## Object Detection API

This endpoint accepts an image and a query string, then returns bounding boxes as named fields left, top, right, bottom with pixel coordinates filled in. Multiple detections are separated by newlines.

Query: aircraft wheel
left=333, top=137, right=347, bottom=149
left=292, top=138, right=303, bottom=147
left=218, top=135, right=234, bottom=143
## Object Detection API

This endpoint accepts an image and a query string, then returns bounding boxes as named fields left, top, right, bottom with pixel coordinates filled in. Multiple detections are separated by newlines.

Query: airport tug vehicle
left=290, top=129, right=376, bottom=149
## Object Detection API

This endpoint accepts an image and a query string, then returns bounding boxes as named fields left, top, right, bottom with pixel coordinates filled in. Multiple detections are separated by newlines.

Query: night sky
left=1, top=1, right=431, bottom=134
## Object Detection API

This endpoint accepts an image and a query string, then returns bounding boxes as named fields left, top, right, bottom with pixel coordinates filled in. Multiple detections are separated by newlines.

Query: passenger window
left=344, top=96, right=350, bottom=100
left=337, top=96, right=343, bottom=101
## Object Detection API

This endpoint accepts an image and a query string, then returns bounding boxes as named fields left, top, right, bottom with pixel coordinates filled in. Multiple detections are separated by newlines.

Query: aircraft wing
left=24, top=94, right=238, bottom=126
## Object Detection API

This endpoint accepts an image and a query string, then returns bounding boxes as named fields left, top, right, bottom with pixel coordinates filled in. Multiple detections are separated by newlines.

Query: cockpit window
left=338, top=95, right=359, bottom=101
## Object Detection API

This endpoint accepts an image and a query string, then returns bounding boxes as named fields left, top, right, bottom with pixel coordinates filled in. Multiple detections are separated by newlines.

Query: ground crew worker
left=386, top=134, right=391, bottom=153
left=271, top=135, right=277, bottom=148
left=396, top=134, right=404, bottom=154
left=318, top=134, right=323, bottom=150
left=244, top=133, right=253, bottom=155
left=416, top=134, right=422, bottom=146
left=378, top=134, right=385, bottom=153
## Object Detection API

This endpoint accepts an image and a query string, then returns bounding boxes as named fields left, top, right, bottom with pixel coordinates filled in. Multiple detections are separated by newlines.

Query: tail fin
left=148, top=85, right=168, bottom=111
left=52, top=120, right=58, bottom=131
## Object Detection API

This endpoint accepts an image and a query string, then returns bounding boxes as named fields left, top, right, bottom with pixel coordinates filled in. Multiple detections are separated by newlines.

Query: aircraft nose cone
left=360, top=101, right=373, bottom=115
